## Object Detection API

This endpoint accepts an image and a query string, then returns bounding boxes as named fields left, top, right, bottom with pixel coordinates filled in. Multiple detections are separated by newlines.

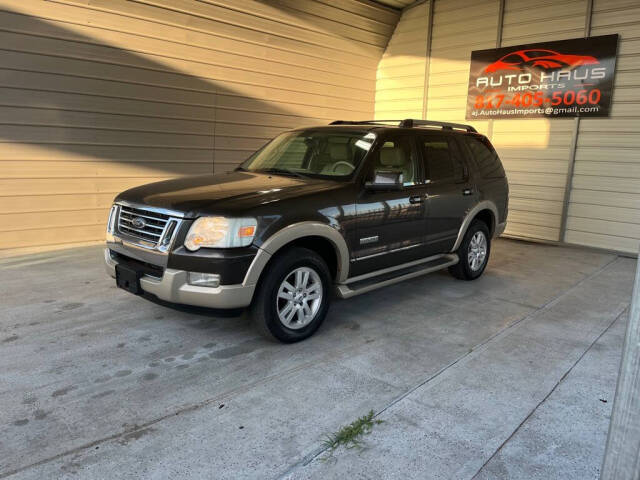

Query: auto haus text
left=475, top=66, right=607, bottom=91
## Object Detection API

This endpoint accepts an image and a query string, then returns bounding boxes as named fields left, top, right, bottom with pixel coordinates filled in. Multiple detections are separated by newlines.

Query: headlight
left=184, top=217, right=257, bottom=251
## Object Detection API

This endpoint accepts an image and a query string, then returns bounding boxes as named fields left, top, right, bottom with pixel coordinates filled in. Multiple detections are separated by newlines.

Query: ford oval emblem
left=131, top=217, right=146, bottom=229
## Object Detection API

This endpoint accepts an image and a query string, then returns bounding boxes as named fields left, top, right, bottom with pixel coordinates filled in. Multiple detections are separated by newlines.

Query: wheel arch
left=243, top=222, right=349, bottom=287
left=451, top=201, right=499, bottom=252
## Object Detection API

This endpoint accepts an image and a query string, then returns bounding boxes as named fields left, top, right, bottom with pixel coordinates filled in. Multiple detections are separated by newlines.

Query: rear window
left=463, top=136, right=506, bottom=179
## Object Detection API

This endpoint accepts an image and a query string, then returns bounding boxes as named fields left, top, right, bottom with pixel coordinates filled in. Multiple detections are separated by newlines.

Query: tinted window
left=421, top=136, right=463, bottom=183
left=464, top=136, right=506, bottom=179
left=370, top=137, right=419, bottom=186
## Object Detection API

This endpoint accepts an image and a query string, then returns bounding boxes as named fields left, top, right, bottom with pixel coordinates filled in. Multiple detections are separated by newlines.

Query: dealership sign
left=466, top=34, right=619, bottom=119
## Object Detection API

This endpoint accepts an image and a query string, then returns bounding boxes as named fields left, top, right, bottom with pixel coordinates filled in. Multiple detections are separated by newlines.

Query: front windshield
left=239, top=129, right=376, bottom=179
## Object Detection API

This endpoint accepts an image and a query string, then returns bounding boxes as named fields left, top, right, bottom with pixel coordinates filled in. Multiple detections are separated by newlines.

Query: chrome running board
left=335, top=253, right=459, bottom=299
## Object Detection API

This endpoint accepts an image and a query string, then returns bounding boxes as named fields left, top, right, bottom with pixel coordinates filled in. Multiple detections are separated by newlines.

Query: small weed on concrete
left=322, top=410, right=383, bottom=457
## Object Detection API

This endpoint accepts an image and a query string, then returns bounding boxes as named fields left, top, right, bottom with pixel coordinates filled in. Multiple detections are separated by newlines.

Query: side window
left=421, top=135, right=463, bottom=183
left=463, top=136, right=506, bottom=179
left=370, top=136, right=419, bottom=186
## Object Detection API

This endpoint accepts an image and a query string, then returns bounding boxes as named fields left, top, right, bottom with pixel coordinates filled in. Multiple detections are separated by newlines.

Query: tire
left=250, top=247, right=332, bottom=343
left=448, top=219, right=491, bottom=281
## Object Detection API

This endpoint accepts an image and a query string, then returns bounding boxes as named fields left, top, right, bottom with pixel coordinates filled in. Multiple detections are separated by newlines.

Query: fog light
left=187, top=272, right=220, bottom=288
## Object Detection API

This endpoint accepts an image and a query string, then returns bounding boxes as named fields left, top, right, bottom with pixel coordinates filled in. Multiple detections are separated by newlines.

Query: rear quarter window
left=463, top=136, right=506, bottom=179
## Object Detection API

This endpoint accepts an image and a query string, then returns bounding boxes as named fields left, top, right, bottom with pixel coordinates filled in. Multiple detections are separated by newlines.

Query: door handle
left=409, top=194, right=425, bottom=204
left=462, top=188, right=473, bottom=196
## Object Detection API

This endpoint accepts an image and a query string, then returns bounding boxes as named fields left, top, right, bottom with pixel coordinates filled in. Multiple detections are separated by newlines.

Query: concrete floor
left=0, top=238, right=635, bottom=479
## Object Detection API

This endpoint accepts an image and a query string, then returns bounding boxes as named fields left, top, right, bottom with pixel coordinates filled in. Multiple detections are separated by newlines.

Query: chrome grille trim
left=118, top=206, right=169, bottom=245
left=120, top=224, right=163, bottom=238
left=116, top=199, right=186, bottom=218
left=119, top=216, right=164, bottom=231
left=115, top=204, right=182, bottom=252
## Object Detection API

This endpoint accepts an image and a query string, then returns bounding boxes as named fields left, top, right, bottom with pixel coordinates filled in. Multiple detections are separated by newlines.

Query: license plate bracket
left=115, top=264, right=142, bottom=295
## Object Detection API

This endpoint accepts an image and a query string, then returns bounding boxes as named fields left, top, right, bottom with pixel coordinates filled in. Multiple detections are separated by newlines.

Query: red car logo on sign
left=484, top=49, right=599, bottom=73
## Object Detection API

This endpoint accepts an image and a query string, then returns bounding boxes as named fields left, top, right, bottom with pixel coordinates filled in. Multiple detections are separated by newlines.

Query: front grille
left=117, top=205, right=171, bottom=246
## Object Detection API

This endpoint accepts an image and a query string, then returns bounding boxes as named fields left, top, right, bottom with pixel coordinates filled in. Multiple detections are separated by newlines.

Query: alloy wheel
left=276, top=266, right=323, bottom=329
left=468, top=231, right=488, bottom=272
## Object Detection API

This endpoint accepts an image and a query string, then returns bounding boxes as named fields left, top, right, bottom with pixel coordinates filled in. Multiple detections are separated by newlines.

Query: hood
left=115, top=171, right=344, bottom=217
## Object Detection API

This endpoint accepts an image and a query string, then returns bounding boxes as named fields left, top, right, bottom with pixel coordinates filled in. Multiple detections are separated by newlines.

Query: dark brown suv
left=105, top=119, right=509, bottom=342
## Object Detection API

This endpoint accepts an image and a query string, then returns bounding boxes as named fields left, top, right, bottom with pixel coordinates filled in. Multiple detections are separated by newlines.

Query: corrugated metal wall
left=375, top=1, right=428, bottom=119
left=2, top=0, right=637, bottom=256
left=565, top=0, right=640, bottom=253
left=425, top=0, right=497, bottom=131
left=375, top=0, right=640, bottom=255
left=494, top=0, right=587, bottom=242
left=0, top=0, right=398, bottom=256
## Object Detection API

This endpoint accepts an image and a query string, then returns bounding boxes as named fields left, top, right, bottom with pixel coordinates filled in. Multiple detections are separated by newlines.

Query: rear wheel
left=449, top=219, right=491, bottom=280
left=251, top=247, right=331, bottom=343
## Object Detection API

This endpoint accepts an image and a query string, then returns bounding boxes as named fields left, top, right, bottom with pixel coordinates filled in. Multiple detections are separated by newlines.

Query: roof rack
left=402, top=119, right=477, bottom=132
left=329, top=120, right=402, bottom=126
left=329, top=119, right=477, bottom=133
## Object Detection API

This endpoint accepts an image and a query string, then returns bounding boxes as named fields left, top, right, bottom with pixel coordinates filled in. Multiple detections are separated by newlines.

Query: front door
left=419, top=133, right=478, bottom=255
left=351, top=134, right=429, bottom=277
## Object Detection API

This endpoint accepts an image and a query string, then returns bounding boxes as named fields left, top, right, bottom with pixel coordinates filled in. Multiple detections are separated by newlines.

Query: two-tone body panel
left=105, top=124, right=508, bottom=310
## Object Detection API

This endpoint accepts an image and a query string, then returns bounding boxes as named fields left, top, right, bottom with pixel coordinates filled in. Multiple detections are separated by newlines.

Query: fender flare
left=451, top=201, right=499, bottom=252
left=243, top=221, right=350, bottom=286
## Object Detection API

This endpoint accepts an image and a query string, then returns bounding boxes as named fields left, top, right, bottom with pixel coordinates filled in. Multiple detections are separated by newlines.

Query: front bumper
left=104, top=249, right=255, bottom=309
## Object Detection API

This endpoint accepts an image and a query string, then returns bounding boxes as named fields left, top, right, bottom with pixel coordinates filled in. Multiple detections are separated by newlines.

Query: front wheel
left=250, top=247, right=331, bottom=343
left=449, top=219, right=491, bottom=280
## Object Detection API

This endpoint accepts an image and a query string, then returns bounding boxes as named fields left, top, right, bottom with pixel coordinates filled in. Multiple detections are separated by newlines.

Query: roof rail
left=329, top=120, right=401, bottom=126
left=329, top=119, right=477, bottom=133
left=400, top=119, right=477, bottom=132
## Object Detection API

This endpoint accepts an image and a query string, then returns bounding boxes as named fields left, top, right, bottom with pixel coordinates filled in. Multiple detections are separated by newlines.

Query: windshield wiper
left=258, top=168, right=306, bottom=178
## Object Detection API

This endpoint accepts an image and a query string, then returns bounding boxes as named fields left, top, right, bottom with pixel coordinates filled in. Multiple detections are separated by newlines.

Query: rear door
left=420, top=133, right=477, bottom=255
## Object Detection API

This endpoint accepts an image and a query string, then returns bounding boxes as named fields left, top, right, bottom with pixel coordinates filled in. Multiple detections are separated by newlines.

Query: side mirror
left=365, top=170, right=404, bottom=191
